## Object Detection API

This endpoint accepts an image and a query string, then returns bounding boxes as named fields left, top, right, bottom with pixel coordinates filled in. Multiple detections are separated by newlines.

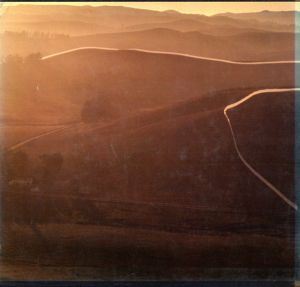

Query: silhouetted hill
left=2, top=5, right=295, bottom=36
left=1, top=5, right=188, bottom=35
left=124, top=19, right=267, bottom=35
left=1, top=5, right=296, bottom=62
left=219, top=10, right=297, bottom=26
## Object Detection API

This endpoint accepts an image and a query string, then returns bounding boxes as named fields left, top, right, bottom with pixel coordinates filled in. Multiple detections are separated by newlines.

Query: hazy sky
left=3, top=2, right=297, bottom=15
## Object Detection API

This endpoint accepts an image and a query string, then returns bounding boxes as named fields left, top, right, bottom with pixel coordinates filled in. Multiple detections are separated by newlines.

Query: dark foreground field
left=1, top=222, right=294, bottom=280
left=1, top=89, right=296, bottom=280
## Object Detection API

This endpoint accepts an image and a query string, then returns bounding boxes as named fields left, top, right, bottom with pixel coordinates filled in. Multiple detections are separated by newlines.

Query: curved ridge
left=42, top=46, right=300, bottom=65
left=224, top=88, right=300, bottom=210
left=40, top=47, right=300, bottom=210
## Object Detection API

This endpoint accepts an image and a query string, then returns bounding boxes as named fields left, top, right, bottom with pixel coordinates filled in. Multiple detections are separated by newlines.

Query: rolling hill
left=8, top=88, right=295, bottom=231
left=2, top=48, right=295, bottom=124
left=1, top=28, right=295, bottom=61
left=1, top=6, right=296, bottom=61
left=3, top=87, right=296, bottom=276
left=70, top=29, right=294, bottom=61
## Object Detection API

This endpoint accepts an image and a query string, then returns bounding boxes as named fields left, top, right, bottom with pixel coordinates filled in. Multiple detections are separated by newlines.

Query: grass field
left=1, top=223, right=294, bottom=280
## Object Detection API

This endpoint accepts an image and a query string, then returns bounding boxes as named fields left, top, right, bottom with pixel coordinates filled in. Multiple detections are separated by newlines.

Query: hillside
left=1, top=28, right=295, bottom=60
left=8, top=88, right=295, bottom=228
left=70, top=30, right=294, bottom=61
left=1, top=48, right=295, bottom=124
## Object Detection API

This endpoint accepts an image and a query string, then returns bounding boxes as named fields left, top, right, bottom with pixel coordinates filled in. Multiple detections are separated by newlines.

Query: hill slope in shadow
left=3, top=89, right=296, bottom=275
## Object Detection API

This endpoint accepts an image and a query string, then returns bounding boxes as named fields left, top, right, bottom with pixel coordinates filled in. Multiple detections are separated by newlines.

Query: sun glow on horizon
left=1, top=1, right=297, bottom=16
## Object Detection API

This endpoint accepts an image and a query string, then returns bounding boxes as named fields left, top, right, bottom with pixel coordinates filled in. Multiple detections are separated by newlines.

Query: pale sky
left=2, top=2, right=297, bottom=16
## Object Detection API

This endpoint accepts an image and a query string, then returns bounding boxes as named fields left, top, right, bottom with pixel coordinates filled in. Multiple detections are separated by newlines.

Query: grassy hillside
left=11, top=89, right=296, bottom=214
left=2, top=88, right=295, bottom=276
left=2, top=48, right=295, bottom=123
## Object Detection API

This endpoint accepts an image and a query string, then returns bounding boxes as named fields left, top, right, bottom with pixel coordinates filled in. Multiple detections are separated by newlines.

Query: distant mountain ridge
left=1, top=5, right=297, bottom=36
left=1, top=5, right=296, bottom=61
left=219, top=10, right=299, bottom=25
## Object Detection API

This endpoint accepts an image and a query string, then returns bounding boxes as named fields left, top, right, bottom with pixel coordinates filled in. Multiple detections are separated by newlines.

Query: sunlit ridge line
left=41, top=46, right=300, bottom=65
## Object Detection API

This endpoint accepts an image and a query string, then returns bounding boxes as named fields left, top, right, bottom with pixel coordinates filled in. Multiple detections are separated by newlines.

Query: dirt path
left=224, top=88, right=300, bottom=210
